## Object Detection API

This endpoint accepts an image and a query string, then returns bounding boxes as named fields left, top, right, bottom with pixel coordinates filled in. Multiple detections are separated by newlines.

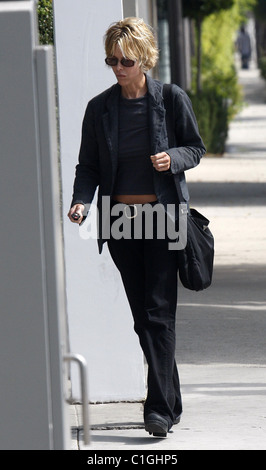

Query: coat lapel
left=146, top=75, right=167, bottom=154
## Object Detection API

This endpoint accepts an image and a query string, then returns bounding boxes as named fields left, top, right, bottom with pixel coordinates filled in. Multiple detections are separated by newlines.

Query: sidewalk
left=70, top=65, right=266, bottom=451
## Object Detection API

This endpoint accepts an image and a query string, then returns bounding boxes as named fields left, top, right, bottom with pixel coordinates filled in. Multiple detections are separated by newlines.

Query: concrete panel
left=0, top=1, right=69, bottom=449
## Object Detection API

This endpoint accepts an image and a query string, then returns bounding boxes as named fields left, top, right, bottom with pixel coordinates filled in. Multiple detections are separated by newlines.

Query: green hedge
left=188, top=4, right=247, bottom=154
left=188, top=67, right=242, bottom=154
left=189, top=89, right=228, bottom=155
left=37, top=0, right=54, bottom=45
left=258, top=57, right=266, bottom=81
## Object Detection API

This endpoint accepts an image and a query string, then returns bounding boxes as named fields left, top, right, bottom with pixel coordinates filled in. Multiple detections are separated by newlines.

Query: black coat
left=71, top=74, right=206, bottom=252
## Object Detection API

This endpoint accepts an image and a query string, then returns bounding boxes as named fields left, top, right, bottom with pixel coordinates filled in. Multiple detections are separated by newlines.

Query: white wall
left=53, top=0, right=146, bottom=402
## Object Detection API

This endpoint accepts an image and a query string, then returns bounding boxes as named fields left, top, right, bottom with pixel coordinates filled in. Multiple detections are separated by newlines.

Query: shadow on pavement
left=188, top=181, right=266, bottom=206
left=176, top=264, right=266, bottom=365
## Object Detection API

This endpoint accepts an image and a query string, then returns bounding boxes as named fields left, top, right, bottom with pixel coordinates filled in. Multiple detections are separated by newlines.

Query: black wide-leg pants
left=107, top=203, right=182, bottom=429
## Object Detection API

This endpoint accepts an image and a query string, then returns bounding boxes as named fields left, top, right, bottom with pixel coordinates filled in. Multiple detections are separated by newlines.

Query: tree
left=254, top=0, right=266, bottom=60
left=182, top=0, right=234, bottom=93
left=254, top=0, right=266, bottom=20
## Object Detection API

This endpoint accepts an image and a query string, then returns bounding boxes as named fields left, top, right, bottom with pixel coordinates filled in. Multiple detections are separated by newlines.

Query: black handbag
left=163, top=84, right=214, bottom=291
left=178, top=207, right=214, bottom=291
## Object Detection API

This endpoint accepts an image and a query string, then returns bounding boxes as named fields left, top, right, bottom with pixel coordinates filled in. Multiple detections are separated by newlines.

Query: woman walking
left=68, top=17, right=205, bottom=437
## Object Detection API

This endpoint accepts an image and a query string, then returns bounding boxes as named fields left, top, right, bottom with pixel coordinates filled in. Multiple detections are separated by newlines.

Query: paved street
left=175, top=64, right=266, bottom=450
left=72, top=64, right=266, bottom=451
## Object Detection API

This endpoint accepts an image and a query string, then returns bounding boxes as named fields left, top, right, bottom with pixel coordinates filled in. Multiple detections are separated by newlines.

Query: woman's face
left=110, top=44, right=144, bottom=87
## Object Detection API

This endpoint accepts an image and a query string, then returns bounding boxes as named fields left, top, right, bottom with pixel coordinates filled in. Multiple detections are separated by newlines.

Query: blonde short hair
left=104, top=17, right=159, bottom=72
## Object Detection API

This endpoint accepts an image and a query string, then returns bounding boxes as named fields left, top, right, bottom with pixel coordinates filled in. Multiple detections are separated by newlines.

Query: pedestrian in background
left=68, top=17, right=205, bottom=437
left=237, top=25, right=252, bottom=69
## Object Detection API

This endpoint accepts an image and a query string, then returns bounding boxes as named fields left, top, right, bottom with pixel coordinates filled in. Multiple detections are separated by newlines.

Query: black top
left=113, top=94, right=154, bottom=195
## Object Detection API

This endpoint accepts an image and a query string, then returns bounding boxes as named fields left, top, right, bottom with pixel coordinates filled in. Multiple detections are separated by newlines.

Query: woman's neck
left=121, top=74, right=147, bottom=99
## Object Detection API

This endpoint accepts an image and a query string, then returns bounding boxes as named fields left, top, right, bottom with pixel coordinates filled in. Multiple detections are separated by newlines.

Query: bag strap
left=163, top=84, right=175, bottom=146
left=163, top=83, right=185, bottom=204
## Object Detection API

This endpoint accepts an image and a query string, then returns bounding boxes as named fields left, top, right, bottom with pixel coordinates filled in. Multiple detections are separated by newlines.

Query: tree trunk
left=168, top=0, right=186, bottom=89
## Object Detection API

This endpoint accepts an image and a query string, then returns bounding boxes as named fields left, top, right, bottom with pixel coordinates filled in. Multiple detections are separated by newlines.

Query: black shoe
left=144, top=412, right=169, bottom=437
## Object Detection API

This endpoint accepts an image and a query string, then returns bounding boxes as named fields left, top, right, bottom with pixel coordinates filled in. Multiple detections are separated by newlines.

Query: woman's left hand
left=150, top=152, right=171, bottom=172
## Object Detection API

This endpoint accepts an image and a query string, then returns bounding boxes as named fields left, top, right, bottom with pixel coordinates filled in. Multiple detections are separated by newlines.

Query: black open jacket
left=71, top=74, right=206, bottom=252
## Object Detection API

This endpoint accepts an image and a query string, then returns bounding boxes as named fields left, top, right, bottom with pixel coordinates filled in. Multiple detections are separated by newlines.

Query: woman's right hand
left=68, top=204, right=85, bottom=224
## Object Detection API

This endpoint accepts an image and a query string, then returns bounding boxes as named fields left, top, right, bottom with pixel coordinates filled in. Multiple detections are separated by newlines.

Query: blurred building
left=123, top=0, right=192, bottom=90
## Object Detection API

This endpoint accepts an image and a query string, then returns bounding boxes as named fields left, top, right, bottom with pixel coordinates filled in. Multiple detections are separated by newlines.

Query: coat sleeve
left=71, top=101, right=100, bottom=207
left=166, top=85, right=206, bottom=174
